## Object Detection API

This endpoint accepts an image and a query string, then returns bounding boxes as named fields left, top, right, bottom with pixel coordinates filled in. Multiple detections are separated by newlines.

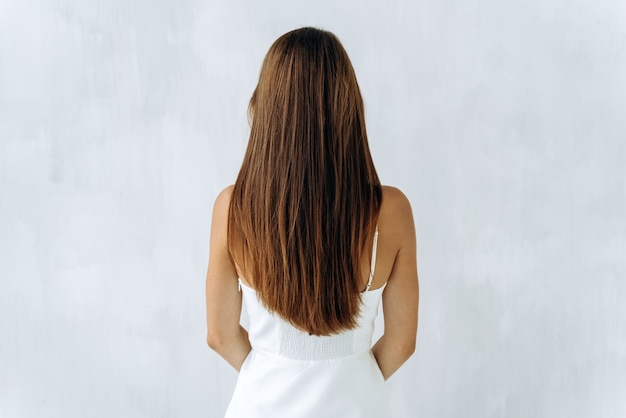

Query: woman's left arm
left=205, top=185, right=251, bottom=371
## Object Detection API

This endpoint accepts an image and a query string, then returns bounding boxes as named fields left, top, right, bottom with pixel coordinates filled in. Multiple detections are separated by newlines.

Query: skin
left=205, top=185, right=419, bottom=379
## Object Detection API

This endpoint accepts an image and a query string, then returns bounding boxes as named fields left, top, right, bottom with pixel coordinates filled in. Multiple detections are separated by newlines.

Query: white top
left=225, top=226, right=391, bottom=418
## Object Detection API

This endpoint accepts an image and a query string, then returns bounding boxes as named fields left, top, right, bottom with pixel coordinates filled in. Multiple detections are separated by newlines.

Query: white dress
left=224, top=228, right=392, bottom=418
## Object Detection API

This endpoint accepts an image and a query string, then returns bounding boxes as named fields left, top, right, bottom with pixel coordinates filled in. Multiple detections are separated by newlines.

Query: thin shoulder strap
left=365, top=225, right=379, bottom=291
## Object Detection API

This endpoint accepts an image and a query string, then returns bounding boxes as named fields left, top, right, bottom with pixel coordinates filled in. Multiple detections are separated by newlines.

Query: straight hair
left=227, top=27, right=382, bottom=336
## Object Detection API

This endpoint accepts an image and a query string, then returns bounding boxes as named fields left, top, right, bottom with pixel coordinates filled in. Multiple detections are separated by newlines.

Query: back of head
left=228, top=27, right=381, bottom=336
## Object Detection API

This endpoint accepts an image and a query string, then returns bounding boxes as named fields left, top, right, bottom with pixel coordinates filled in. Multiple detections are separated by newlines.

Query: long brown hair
left=227, top=27, right=382, bottom=336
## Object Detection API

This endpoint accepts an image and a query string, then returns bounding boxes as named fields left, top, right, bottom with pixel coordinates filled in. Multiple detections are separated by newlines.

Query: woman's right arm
left=371, top=187, right=419, bottom=380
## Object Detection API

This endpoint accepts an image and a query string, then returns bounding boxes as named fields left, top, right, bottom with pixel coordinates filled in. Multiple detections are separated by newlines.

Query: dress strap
left=365, top=225, right=379, bottom=291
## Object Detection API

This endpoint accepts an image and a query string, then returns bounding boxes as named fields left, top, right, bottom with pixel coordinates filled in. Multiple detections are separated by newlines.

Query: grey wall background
left=1, top=0, right=624, bottom=417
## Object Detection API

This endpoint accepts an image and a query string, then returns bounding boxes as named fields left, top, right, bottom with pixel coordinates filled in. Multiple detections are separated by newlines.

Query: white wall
left=1, top=0, right=624, bottom=417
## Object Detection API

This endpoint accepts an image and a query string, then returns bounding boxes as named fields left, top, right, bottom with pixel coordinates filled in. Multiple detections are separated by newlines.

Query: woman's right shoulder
left=379, top=185, right=415, bottom=241
left=381, top=185, right=413, bottom=217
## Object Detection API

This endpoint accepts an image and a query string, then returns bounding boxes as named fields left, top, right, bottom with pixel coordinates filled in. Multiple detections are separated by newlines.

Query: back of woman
left=205, top=27, right=419, bottom=418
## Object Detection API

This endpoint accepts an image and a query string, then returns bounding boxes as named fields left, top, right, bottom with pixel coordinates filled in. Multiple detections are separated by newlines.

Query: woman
left=206, top=27, right=419, bottom=417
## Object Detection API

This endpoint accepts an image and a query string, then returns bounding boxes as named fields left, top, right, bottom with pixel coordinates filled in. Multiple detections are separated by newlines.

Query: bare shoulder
left=379, top=185, right=416, bottom=244
left=213, top=184, right=235, bottom=215
left=380, top=186, right=414, bottom=224
left=210, top=185, right=235, bottom=238
left=381, top=185, right=412, bottom=210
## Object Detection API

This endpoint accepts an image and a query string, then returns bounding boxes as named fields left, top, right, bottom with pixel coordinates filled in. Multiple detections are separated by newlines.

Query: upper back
left=235, top=185, right=415, bottom=294
left=350, top=185, right=414, bottom=292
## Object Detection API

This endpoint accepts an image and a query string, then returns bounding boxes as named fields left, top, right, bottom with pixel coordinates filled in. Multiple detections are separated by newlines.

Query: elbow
left=396, top=339, right=416, bottom=358
left=405, top=341, right=416, bottom=357
left=207, top=332, right=225, bottom=351
left=207, top=325, right=246, bottom=351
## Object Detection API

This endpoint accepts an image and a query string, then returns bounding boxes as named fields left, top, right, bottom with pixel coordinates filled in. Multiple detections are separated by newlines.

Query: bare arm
left=371, top=188, right=419, bottom=380
left=205, top=185, right=251, bottom=371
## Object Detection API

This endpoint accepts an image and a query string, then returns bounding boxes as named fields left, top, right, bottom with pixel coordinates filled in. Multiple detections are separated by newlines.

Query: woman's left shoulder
left=213, top=184, right=235, bottom=212
left=210, top=185, right=236, bottom=231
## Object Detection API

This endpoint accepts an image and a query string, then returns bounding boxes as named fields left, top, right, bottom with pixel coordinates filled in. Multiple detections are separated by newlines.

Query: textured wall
left=1, top=0, right=624, bottom=417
